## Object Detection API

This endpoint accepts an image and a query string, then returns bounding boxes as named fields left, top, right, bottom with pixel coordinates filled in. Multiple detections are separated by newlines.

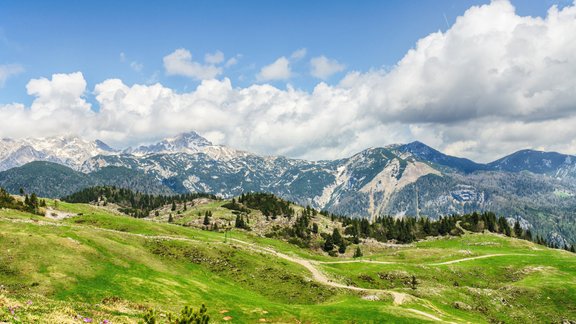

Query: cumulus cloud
left=310, top=56, right=345, bottom=79
left=0, top=72, right=93, bottom=138
left=256, top=57, right=292, bottom=81
left=205, top=50, right=225, bottom=64
left=291, top=48, right=307, bottom=60
left=3, top=1, right=576, bottom=162
left=0, top=64, right=24, bottom=87
left=163, top=48, right=222, bottom=80
left=225, top=56, right=239, bottom=67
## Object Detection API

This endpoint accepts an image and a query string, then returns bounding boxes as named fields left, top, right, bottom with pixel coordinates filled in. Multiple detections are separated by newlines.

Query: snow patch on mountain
left=0, top=136, right=117, bottom=171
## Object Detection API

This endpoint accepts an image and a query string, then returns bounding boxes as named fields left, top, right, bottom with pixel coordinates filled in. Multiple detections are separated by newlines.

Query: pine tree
left=323, top=235, right=334, bottom=252
left=353, top=246, right=363, bottom=258
left=168, top=213, right=174, bottom=223
left=411, top=275, right=418, bottom=290
left=524, top=228, right=533, bottom=241
left=203, top=211, right=210, bottom=226
left=423, top=218, right=431, bottom=235
left=514, top=220, right=522, bottom=238
left=312, top=223, right=319, bottom=234
left=171, top=201, right=177, bottom=211
left=504, top=223, right=512, bottom=237
left=332, top=228, right=343, bottom=246
left=338, top=244, right=346, bottom=254
left=471, top=212, right=480, bottom=230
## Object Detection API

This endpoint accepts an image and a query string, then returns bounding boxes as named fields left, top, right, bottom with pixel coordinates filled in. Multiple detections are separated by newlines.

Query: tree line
left=0, top=187, right=46, bottom=215
left=333, top=211, right=575, bottom=253
left=62, top=186, right=218, bottom=218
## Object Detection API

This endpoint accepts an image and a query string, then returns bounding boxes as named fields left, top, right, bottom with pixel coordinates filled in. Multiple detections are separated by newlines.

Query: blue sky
left=0, top=0, right=563, bottom=104
left=1, top=0, right=576, bottom=162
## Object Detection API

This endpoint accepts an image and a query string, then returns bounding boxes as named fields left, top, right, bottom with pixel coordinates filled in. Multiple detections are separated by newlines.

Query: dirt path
left=317, top=253, right=535, bottom=267
left=228, top=238, right=461, bottom=322
left=406, top=308, right=444, bottom=321
left=429, top=253, right=535, bottom=265
left=228, top=240, right=413, bottom=306
left=318, top=259, right=396, bottom=265
left=228, top=238, right=411, bottom=305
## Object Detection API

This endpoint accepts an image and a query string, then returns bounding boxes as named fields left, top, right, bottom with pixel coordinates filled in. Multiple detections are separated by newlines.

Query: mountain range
left=1, top=131, right=575, bottom=246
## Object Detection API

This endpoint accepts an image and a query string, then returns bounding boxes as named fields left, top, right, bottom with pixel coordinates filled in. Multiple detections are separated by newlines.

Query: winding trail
left=318, top=253, right=536, bottom=267
left=227, top=238, right=416, bottom=308
left=408, top=309, right=444, bottom=322
left=318, top=259, right=396, bottom=265
left=429, top=253, right=535, bottom=265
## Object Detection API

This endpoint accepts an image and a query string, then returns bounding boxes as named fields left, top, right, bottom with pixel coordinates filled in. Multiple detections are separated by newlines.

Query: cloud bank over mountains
left=1, top=0, right=576, bottom=162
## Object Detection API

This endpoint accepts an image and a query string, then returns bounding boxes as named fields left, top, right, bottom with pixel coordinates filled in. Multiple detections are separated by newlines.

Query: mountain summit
left=125, top=131, right=213, bottom=156
left=397, top=141, right=488, bottom=173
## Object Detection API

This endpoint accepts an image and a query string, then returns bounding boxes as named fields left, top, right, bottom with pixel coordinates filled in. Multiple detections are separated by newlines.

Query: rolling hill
left=0, top=195, right=574, bottom=323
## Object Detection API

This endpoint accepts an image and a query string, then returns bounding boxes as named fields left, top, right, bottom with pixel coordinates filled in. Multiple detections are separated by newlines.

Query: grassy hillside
left=0, top=200, right=575, bottom=323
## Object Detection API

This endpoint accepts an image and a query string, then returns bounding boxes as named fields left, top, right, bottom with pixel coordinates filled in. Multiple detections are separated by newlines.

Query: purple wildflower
left=83, top=318, right=93, bottom=323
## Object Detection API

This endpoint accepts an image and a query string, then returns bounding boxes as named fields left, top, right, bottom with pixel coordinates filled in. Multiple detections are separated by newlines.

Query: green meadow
left=0, top=201, right=574, bottom=323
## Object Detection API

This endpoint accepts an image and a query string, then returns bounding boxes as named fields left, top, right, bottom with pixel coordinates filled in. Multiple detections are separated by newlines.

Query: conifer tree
left=353, top=246, right=363, bottom=258
left=411, top=275, right=418, bottom=290
left=312, top=223, right=319, bottom=234
left=514, top=220, right=522, bottom=238
left=332, top=228, right=343, bottom=246
left=323, top=235, right=334, bottom=252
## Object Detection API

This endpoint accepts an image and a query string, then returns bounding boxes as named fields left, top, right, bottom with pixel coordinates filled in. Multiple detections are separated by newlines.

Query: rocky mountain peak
left=126, top=131, right=213, bottom=156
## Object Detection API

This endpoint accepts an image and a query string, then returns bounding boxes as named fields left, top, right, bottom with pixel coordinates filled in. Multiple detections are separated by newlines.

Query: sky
left=1, top=0, right=576, bottom=162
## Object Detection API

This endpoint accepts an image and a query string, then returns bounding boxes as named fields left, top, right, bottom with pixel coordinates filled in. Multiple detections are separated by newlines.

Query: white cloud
left=257, top=57, right=292, bottom=81
left=310, top=56, right=345, bottom=79
left=3, top=1, right=576, bottom=162
left=25, top=72, right=92, bottom=122
left=205, top=50, right=225, bottom=64
left=225, top=57, right=238, bottom=67
left=0, top=72, right=93, bottom=138
left=130, top=61, right=143, bottom=72
left=291, top=48, right=307, bottom=60
left=163, top=48, right=222, bottom=80
left=0, top=64, right=24, bottom=87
